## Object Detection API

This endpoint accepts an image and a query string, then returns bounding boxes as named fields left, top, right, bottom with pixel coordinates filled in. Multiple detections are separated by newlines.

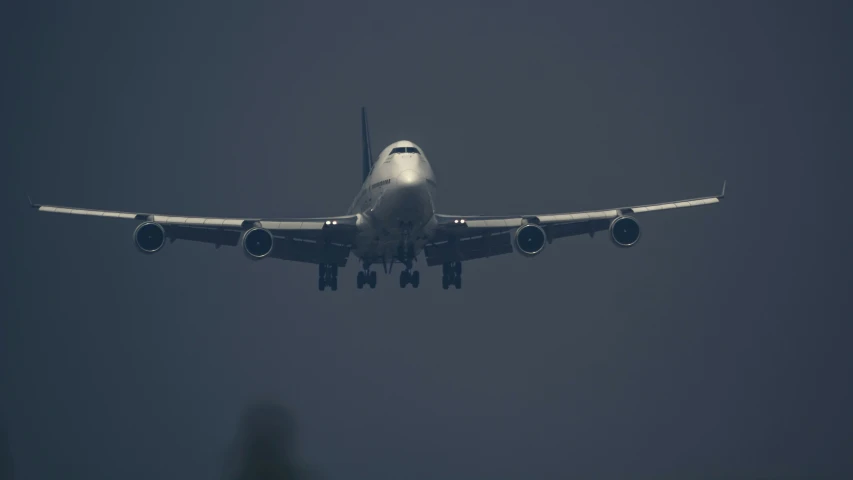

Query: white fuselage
left=347, top=140, right=438, bottom=265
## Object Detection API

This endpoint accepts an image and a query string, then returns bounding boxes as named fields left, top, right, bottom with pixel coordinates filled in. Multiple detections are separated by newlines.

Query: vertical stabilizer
left=361, top=107, right=373, bottom=182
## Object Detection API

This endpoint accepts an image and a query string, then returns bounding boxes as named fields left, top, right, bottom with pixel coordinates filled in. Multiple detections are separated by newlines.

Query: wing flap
left=424, top=232, right=514, bottom=266
left=164, top=224, right=242, bottom=246
left=269, top=237, right=351, bottom=266
left=547, top=218, right=612, bottom=240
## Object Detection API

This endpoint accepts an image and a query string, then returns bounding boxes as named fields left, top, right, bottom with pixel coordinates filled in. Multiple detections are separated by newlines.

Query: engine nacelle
left=609, top=216, right=641, bottom=247
left=133, top=222, right=166, bottom=254
left=242, top=227, right=274, bottom=259
left=514, top=223, right=547, bottom=257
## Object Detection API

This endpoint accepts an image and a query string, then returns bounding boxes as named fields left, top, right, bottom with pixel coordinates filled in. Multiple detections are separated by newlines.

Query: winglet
left=27, top=194, right=40, bottom=209
left=719, top=180, right=727, bottom=199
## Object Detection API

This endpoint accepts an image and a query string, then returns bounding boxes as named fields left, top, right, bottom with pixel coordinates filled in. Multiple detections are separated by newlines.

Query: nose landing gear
left=441, top=261, right=462, bottom=289
left=357, top=261, right=377, bottom=289
left=396, top=230, right=420, bottom=289
left=399, top=269, right=420, bottom=288
left=397, top=254, right=420, bottom=288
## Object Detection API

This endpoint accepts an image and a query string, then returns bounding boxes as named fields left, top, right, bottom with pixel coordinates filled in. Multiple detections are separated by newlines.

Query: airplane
left=29, top=108, right=726, bottom=291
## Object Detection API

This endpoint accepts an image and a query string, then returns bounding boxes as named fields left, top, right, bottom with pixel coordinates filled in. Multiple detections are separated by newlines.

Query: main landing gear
left=399, top=268, right=420, bottom=288
left=318, top=263, right=338, bottom=291
left=442, top=261, right=462, bottom=289
left=357, top=261, right=377, bottom=289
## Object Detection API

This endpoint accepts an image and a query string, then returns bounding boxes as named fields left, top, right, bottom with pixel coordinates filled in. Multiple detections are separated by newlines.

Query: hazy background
left=2, top=0, right=852, bottom=479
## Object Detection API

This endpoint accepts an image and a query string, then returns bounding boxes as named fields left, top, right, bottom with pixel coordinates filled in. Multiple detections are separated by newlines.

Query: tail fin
left=361, top=107, right=373, bottom=182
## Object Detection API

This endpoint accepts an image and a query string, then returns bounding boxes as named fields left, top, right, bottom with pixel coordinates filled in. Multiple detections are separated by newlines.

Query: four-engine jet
left=30, top=108, right=725, bottom=291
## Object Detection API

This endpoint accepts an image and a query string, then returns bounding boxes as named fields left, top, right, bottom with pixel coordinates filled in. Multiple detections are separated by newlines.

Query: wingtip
left=719, top=180, right=727, bottom=199
left=27, top=193, right=39, bottom=208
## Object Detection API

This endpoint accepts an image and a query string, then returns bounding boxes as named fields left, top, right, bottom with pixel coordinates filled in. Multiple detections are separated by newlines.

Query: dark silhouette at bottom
left=222, top=402, right=319, bottom=480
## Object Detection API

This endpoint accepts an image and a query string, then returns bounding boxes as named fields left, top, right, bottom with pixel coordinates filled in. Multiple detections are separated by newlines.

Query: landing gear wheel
left=319, top=263, right=338, bottom=291
left=400, top=270, right=410, bottom=288
left=411, top=271, right=420, bottom=288
left=441, top=261, right=462, bottom=289
left=369, top=271, right=377, bottom=288
left=357, top=271, right=365, bottom=289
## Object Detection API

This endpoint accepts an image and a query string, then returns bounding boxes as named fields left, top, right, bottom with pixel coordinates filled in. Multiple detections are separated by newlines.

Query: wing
left=29, top=197, right=359, bottom=266
left=424, top=181, right=726, bottom=266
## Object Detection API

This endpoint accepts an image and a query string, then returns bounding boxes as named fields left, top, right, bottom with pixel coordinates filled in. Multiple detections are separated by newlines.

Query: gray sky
left=2, top=1, right=852, bottom=479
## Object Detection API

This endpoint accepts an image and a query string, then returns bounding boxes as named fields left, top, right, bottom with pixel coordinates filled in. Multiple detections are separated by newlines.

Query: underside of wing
left=31, top=199, right=359, bottom=266
left=423, top=231, right=514, bottom=266
left=426, top=181, right=726, bottom=265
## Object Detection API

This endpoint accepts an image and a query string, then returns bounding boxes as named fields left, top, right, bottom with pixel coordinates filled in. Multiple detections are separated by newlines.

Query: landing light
left=460, top=219, right=465, bottom=224
left=326, top=220, right=331, bottom=225
left=332, top=220, right=337, bottom=225
left=454, top=219, right=459, bottom=224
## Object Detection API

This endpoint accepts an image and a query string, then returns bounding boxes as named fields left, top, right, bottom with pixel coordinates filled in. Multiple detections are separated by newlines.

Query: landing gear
left=357, top=268, right=377, bottom=289
left=442, top=261, right=462, bottom=289
left=318, top=263, right=338, bottom=291
left=399, top=269, right=420, bottom=288
left=395, top=230, right=420, bottom=288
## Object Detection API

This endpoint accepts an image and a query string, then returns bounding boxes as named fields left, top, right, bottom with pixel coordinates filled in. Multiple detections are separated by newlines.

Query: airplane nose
left=396, top=169, right=423, bottom=188
left=375, top=169, right=432, bottom=224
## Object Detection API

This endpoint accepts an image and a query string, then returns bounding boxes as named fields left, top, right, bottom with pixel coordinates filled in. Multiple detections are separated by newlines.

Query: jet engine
left=514, top=223, right=547, bottom=257
left=609, top=216, right=641, bottom=247
left=242, top=227, right=274, bottom=259
left=134, top=222, right=166, bottom=253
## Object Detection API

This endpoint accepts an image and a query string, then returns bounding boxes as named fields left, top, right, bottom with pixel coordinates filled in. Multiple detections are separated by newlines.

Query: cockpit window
left=389, top=147, right=421, bottom=155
